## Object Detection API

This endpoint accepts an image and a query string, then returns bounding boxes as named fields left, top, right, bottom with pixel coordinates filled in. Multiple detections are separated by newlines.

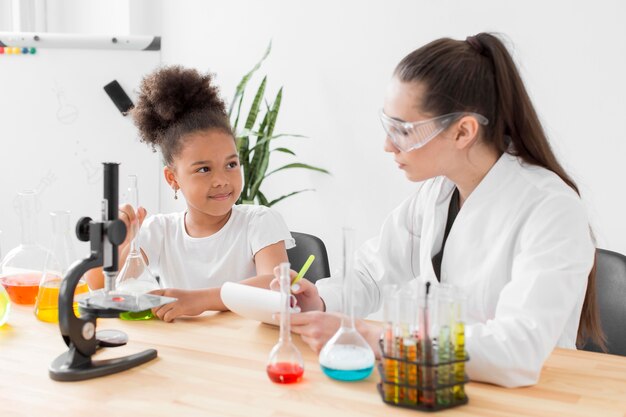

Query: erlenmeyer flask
left=266, top=262, right=304, bottom=384
left=0, top=190, right=52, bottom=304
left=319, top=228, right=375, bottom=381
left=34, top=211, right=90, bottom=323
left=116, top=175, right=160, bottom=320
left=0, top=230, right=11, bottom=327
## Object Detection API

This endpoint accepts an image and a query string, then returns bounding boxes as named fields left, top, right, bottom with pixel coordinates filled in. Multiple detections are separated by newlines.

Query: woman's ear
left=454, top=116, right=481, bottom=150
left=163, top=165, right=178, bottom=190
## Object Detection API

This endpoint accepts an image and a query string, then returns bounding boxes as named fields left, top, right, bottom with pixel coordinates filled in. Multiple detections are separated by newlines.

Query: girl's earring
left=174, top=188, right=178, bottom=200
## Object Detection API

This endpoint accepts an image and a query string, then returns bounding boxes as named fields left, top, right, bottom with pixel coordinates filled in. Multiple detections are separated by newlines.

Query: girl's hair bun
left=133, top=66, right=227, bottom=147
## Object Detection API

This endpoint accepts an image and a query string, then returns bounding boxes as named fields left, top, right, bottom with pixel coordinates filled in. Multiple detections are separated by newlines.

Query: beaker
left=34, top=211, right=89, bottom=322
left=0, top=190, right=52, bottom=304
left=266, top=262, right=304, bottom=384
left=319, top=228, right=375, bottom=381
left=115, top=175, right=160, bottom=320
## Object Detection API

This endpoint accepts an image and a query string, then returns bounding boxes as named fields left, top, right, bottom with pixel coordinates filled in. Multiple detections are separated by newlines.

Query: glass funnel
left=115, top=175, right=160, bottom=320
left=266, top=262, right=304, bottom=384
left=34, top=211, right=90, bottom=323
left=319, top=228, right=375, bottom=381
left=0, top=190, right=52, bottom=304
left=0, top=230, right=11, bottom=326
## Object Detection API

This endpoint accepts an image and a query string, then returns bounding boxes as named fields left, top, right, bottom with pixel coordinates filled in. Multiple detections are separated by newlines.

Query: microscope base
left=49, top=344, right=157, bottom=382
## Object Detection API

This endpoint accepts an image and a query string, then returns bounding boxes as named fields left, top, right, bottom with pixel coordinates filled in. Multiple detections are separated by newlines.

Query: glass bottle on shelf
left=266, top=262, right=305, bottom=384
left=115, top=175, right=160, bottom=320
left=34, top=211, right=90, bottom=322
left=319, top=228, right=375, bottom=381
left=0, top=190, right=52, bottom=304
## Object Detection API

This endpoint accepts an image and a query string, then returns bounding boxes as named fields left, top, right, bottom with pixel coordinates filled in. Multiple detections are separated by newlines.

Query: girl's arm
left=151, top=241, right=289, bottom=322
left=84, top=205, right=147, bottom=289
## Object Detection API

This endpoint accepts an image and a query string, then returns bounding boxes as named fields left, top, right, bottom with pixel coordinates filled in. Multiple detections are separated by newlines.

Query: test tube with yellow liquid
left=452, top=291, right=467, bottom=401
left=382, top=285, right=399, bottom=403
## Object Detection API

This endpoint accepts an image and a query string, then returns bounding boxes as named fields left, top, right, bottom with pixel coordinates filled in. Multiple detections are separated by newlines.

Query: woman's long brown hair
left=395, top=33, right=606, bottom=350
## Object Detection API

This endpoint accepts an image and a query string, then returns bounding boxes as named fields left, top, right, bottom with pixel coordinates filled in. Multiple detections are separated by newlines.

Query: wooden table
left=2, top=305, right=626, bottom=417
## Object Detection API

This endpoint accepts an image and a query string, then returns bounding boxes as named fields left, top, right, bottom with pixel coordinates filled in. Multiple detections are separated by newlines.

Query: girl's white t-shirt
left=137, top=204, right=295, bottom=289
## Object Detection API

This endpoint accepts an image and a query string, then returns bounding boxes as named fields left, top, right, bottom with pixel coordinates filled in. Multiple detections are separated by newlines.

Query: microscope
left=49, top=163, right=174, bottom=381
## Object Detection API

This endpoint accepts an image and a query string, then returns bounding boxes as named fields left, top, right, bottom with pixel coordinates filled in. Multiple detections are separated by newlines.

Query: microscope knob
left=75, top=217, right=93, bottom=242
left=107, top=219, right=127, bottom=245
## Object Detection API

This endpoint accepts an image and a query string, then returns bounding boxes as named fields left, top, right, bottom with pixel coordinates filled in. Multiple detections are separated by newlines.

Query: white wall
left=159, top=0, right=626, bottom=273
left=0, top=0, right=159, bottom=34
left=3, top=0, right=625, bottom=273
left=0, top=0, right=14, bottom=30
left=46, top=0, right=129, bottom=34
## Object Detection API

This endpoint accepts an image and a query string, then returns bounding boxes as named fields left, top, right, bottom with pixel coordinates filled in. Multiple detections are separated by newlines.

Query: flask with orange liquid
left=0, top=190, right=52, bottom=304
left=34, top=211, right=89, bottom=322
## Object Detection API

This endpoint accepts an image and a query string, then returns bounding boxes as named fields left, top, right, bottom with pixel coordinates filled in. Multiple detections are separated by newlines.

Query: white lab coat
left=316, top=153, right=595, bottom=388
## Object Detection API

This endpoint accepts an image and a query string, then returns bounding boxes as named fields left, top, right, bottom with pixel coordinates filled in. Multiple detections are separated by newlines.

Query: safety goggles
left=379, top=110, right=489, bottom=152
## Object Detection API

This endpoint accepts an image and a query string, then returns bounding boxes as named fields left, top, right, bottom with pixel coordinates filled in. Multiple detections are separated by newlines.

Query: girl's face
left=166, top=129, right=242, bottom=217
left=382, top=78, right=459, bottom=182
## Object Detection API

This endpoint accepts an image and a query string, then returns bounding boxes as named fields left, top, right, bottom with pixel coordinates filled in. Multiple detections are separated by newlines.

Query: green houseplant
left=229, top=42, right=330, bottom=206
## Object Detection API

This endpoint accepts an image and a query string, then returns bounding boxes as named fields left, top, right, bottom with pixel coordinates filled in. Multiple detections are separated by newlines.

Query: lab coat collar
left=419, top=152, right=514, bottom=285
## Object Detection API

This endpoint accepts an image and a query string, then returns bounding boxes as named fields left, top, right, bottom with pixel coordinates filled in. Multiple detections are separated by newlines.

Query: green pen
left=292, top=255, right=315, bottom=286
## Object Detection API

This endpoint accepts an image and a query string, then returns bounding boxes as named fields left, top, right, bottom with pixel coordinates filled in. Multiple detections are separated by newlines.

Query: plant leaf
left=231, top=91, right=245, bottom=132
left=244, top=76, right=267, bottom=130
left=265, top=87, right=282, bottom=138
left=248, top=88, right=284, bottom=198
left=272, top=147, right=296, bottom=156
left=246, top=111, right=270, bottom=197
left=268, top=189, right=314, bottom=207
left=228, top=41, right=272, bottom=117
left=250, top=133, right=308, bottom=151
left=256, top=190, right=269, bottom=206
left=265, top=163, right=331, bottom=178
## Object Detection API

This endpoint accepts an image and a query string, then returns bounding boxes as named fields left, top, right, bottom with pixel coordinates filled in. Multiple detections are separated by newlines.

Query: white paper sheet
left=220, top=282, right=298, bottom=325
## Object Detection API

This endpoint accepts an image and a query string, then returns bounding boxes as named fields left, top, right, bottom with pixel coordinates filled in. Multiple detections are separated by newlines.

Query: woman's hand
left=150, top=288, right=208, bottom=322
left=289, top=311, right=343, bottom=353
left=270, top=269, right=325, bottom=312
left=288, top=312, right=384, bottom=358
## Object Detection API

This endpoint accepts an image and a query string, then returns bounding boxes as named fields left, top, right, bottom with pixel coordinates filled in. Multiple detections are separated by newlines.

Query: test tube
left=419, top=282, right=438, bottom=408
left=451, top=290, right=467, bottom=402
left=396, top=296, right=409, bottom=404
left=436, top=284, right=453, bottom=406
left=382, top=285, right=399, bottom=403
left=404, top=282, right=419, bottom=405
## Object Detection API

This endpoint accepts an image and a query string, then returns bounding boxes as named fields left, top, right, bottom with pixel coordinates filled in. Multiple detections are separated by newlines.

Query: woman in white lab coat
left=287, top=33, right=606, bottom=388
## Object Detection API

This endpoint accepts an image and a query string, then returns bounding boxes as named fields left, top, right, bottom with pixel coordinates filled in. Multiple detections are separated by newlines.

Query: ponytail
left=395, top=33, right=606, bottom=351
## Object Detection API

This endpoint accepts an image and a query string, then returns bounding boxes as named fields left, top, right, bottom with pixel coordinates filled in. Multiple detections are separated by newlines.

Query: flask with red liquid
left=266, top=262, right=304, bottom=384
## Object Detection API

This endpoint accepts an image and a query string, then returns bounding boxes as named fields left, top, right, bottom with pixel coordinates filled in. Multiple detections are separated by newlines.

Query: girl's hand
left=270, top=271, right=325, bottom=312
left=119, top=204, right=147, bottom=247
left=150, top=288, right=207, bottom=322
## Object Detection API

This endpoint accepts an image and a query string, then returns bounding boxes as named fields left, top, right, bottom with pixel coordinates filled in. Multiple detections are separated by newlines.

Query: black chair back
left=581, top=248, right=626, bottom=356
left=287, top=232, right=331, bottom=284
